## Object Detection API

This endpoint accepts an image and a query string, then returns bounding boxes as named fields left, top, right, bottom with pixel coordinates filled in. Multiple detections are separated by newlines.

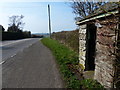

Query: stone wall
left=79, top=17, right=118, bottom=88
left=94, top=18, right=118, bottom=88
left=79, top=24, right=86, bottom=70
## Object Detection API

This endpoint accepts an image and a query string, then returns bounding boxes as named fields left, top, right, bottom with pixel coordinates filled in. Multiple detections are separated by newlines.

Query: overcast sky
left=0, top=1, right=78, bottom=33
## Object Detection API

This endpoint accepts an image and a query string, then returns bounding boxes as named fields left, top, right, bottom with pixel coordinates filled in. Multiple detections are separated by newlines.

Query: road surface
left=2, top=39, right=64, bottom=88
left=1, top=38, right=40, bottom=63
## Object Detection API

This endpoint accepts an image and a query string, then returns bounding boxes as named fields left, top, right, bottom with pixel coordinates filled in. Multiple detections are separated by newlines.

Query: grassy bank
left=51, top=30, right=79, bottom=53
left=41, top=38, right=104, bottom=89
left=41, top=38, right=80, bottom=88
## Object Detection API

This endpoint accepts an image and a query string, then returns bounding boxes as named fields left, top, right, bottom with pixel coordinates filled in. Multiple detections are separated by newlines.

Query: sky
left=0, top=1, right=78, bottom=34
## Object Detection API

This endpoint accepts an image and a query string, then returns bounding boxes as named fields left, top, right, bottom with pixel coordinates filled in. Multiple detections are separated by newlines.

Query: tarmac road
left=2, top=40, right=64, bottom=88
left=1, top=38, right=40, bottom=63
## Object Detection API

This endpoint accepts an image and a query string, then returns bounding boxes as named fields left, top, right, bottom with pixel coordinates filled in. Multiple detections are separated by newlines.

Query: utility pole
left=48, top=4, right=51, bottom=38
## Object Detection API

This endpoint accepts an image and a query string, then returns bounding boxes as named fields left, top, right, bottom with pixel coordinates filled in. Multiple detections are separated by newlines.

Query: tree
left=7, top=15, right=25, bottom=32
left=70, top=0, right=106, bottom=20
left=23, top=31, right=31, bottom=38
left=0, top=25, right=5, bottom=32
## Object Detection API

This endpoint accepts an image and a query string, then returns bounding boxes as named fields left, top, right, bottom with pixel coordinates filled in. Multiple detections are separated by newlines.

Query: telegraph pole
left=48, top=4, right=51, bottom=38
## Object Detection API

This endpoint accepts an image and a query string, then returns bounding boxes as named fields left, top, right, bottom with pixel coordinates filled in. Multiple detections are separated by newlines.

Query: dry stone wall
left=79, top=17, right=118, bottom=88
left=79, top=24, right=86, bottom=70
left=94, top=18, right=118, bottom=88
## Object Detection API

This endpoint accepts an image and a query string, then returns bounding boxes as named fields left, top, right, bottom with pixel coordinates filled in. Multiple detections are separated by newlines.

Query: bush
left=2, top=31, right=32, bottom=41
left=23, top=31, right=31, bottom=38
left=2, top=32, right=24, bottom=40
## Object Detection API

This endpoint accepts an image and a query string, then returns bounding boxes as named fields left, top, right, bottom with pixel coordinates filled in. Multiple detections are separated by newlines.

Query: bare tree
left=70, top=0, right=106, bottom=20
left=8, top=15, right=25, bottom=32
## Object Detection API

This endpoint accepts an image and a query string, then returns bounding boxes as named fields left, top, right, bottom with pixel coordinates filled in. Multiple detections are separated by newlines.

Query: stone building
left=76, top=3, right=120, bottom=88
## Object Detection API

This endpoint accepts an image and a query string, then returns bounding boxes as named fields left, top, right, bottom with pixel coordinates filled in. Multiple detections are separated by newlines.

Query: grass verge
left=41, top=38, right=104, bottom=89
left=80, top=79, right=104, bottom=89
left=41, top=38, right=80, bottom=88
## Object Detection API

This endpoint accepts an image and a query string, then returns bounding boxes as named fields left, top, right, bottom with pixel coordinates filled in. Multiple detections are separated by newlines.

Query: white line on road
left=11, top=54, right=17, bottom=58
left=0, top=61, right=5, bottom=65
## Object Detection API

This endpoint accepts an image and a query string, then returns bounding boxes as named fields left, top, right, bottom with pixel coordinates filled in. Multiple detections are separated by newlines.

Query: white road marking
left=11, top=54, right=16, bottom=57
left=0, top=61, right=5, bottom=65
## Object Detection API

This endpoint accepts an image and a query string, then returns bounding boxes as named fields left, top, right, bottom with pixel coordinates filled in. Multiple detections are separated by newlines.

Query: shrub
left=2, top=32, right=24, bottom=40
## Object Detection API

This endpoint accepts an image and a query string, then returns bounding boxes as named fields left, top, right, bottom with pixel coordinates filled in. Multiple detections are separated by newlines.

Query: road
left=1, top=38, right=40, bottom=63
left=2, top=39, right=64, bottom=88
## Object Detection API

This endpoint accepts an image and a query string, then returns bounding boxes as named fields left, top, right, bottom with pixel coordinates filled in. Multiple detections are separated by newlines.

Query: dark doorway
left=85, top=24, right=97, bottom=71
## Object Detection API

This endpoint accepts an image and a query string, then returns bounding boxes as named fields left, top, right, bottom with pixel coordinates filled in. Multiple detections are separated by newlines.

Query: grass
left=80, top=79, right=104, bottom=89
left=41, top=38, right=80, bottom=88
left=51, top=30, right=79, bottom=53
left=41, top=38, right=104, bottom=89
